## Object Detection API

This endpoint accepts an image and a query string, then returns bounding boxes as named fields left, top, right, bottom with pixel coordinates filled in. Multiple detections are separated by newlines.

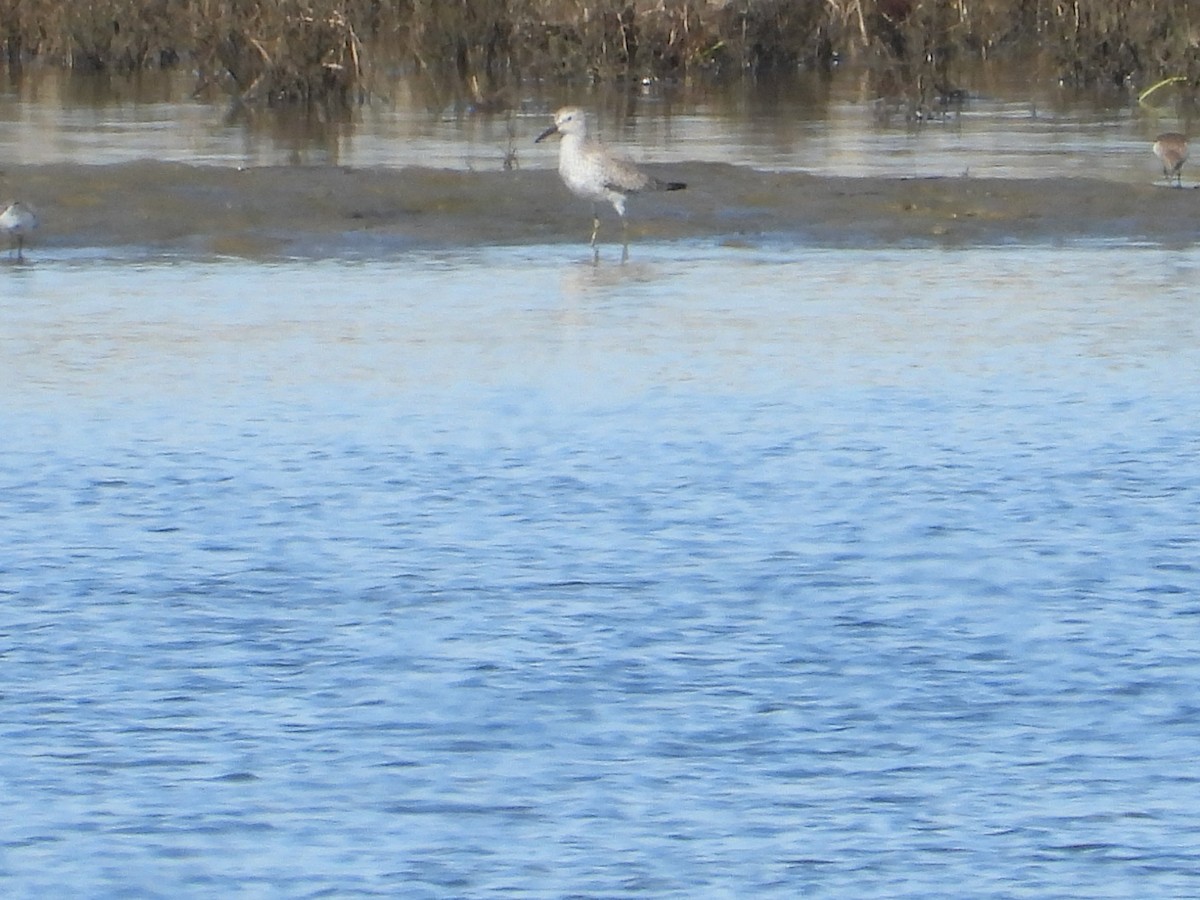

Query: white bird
left=536, top=106, right=685, bottom=257
left=0, top=201, right=39, bottom=261
left=1153, top=133, right=1188, bottom=188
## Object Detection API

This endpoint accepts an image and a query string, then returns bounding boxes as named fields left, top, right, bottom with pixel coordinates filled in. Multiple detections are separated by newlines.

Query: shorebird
left=535, top=106, right=685, bottom=258
left=0, top=201, right=38, bottom=261
left=1153, top=133, right=1188, bottom=187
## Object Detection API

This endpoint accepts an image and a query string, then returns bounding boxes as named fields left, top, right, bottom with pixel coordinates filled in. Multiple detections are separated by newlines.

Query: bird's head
left=535, top=106, right=585, bottom=143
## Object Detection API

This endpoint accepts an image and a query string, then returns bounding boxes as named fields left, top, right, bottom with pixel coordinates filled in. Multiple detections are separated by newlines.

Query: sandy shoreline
left=2, top=161, right=1196, bottom=257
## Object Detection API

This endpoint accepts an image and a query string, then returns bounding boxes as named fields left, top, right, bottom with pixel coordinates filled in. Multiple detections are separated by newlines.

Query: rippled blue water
left=3, top=243, right=1200, bottom=897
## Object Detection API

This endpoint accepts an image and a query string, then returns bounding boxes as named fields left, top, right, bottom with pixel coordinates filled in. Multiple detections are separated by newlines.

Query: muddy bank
left=2, top=161, right=1196, bottom=258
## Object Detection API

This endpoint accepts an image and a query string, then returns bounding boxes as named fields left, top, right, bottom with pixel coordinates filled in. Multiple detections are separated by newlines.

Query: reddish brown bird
left=1153, top=133, right=1188, bottom=187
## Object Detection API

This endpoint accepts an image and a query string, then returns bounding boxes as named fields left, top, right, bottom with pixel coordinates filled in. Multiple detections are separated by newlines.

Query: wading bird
left=0, top=200, right=37, bottom=260
left=535, top=106, right=686, bottom=260
left=0, top=201, right=38, bottom=261
left=1153, top=133, right=1188, bottom=187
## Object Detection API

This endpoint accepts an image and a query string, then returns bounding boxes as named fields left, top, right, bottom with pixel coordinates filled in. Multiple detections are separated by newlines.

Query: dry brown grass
left=188, top=1, right=372, bottom=105
left=1, top=0, right=1199, bottom=105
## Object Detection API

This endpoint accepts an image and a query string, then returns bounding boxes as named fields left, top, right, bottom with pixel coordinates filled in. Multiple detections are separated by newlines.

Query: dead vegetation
left=1, top=1, right=1199, bottom=107
left=187, top=1, right=374, bottom=105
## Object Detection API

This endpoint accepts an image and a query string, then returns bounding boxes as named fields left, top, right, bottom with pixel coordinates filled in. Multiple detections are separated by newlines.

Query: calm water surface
left=0, top=69, right=1181, bottom=180
left=3, top=242, right=1199, bottom=897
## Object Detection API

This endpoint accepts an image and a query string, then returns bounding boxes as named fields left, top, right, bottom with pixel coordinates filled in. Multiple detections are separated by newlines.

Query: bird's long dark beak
left=534, top=124, right=558, bottom=143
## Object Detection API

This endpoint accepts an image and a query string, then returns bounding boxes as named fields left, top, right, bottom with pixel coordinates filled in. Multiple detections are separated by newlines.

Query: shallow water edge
left=4, top=162, right=1197, bottom=258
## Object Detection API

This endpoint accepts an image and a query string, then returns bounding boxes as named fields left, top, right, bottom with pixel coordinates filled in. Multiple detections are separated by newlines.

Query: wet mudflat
left=3, top=65, right=1195, bottom=259
left=5, top=160, right=1199, bottom=258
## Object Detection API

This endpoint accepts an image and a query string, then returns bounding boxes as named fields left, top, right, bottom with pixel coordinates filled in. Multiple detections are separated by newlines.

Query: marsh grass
left=1, top=0, right=1199, bottom=106
left=189, top=2, right=371, bottom=105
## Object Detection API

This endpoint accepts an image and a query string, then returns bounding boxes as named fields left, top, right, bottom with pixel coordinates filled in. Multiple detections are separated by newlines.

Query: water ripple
left=3, top=245, right=1200, bottom=897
